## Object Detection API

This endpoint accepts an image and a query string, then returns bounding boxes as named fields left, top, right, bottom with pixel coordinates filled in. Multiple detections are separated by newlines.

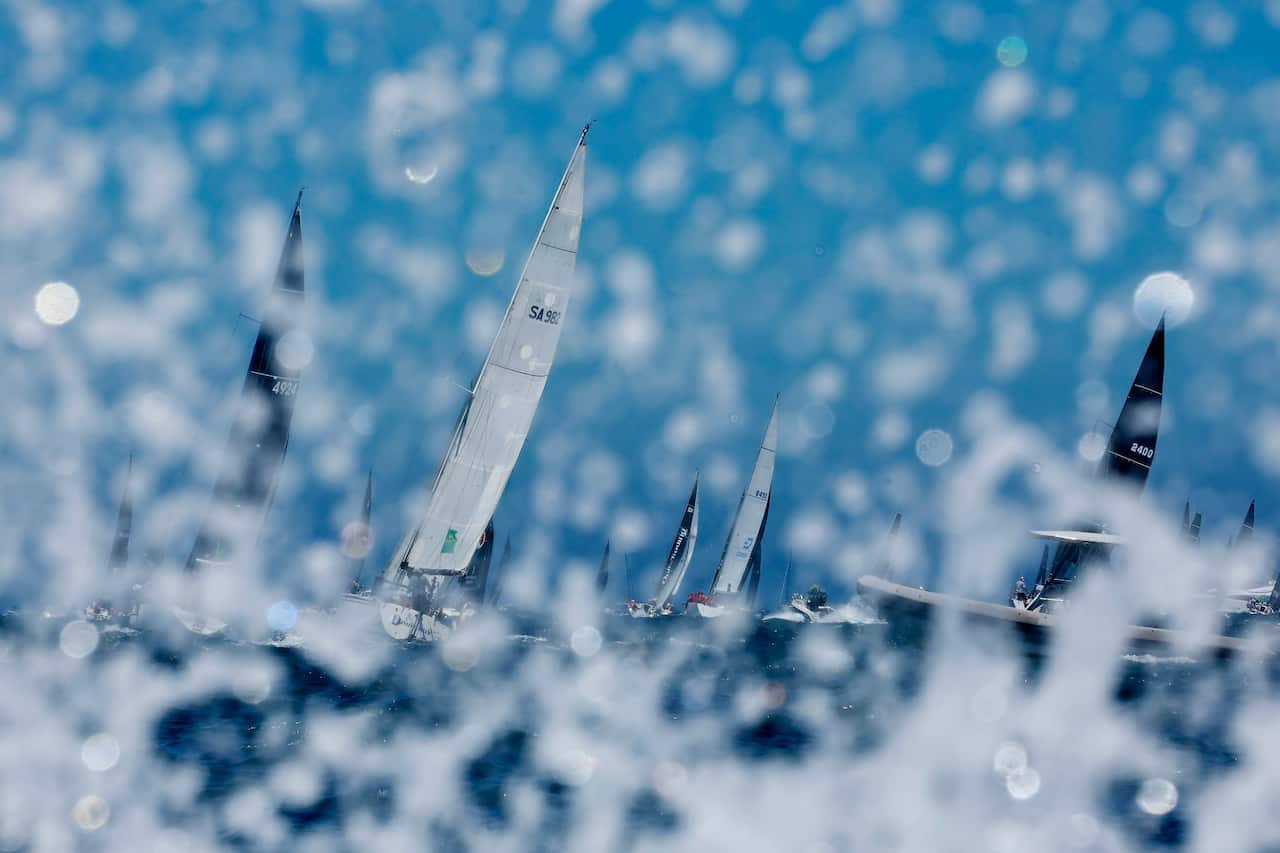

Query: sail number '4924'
left=528, top=305, right=561, bottom=325
left=272, top=380, right=300, bottom=397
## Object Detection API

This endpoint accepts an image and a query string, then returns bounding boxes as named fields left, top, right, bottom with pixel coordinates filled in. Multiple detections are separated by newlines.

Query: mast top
left=580, top=121, right=594, bottom=144
left=293, top=187, right=305, bottom=215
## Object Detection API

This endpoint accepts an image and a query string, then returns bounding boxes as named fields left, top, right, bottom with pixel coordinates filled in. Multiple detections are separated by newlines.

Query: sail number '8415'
left=528, top=305, right=561, bottom=325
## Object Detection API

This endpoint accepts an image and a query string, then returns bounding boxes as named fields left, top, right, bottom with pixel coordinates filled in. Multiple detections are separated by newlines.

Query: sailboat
left=176, top=193, right=306, bottom=635
left=86, top=455, right=138, bottom=627
left=688, top=400, right=778, bottom=619
left=596, top=541, right=611, bottom=595
left=376, top=127, right=589, bottom=640
left=628, top=473, right=700, bottom=618
left=342, top=471, right=375, bottom=604
left=1027, top=316, right=1165, bottom=613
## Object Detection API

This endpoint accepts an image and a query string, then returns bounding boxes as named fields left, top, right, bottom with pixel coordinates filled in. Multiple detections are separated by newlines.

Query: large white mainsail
left=378, top=127, right=588, bottom=639
left=709, top=398, right=778, bottom=596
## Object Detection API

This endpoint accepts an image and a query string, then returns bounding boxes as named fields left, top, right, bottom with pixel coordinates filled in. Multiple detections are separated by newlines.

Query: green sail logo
left=441, top=529, right=458, bottom=554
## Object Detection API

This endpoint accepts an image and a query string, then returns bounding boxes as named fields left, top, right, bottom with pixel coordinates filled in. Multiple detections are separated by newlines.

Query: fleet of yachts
left=58, top=125, right=1280, bottom=653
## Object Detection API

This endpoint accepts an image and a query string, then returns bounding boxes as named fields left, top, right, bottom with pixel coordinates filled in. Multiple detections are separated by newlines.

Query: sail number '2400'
left=1130, top=442, right=1153, bottom=459
left=528, top=305, right=561, bottom=325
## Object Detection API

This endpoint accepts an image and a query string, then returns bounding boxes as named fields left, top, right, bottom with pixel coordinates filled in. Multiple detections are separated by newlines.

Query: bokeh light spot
left=1133, top=271, right=1193, bottom=327
left=59, top=621, right=99, bottom=659
left=915, top=429, right=954, bottom=467
left=34, top=281, right=80, bottom=326
left=997, top=36, right=1028, bottom=67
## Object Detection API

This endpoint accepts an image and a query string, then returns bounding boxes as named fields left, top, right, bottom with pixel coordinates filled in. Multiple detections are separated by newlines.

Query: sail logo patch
left=442, top=529, right=458, bottom=553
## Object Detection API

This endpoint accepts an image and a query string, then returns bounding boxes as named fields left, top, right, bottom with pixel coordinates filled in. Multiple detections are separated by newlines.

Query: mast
left=382, top=127, right=589, bottom=602
left=186, top=194, right=305, bottom=574
left=348, top=471, right=373, bottom=593
left=653, top=473, right=700, bottom=609
left=709, top=398, right=779, bottom=596
left=108, top=454, right=134, bottom=573
left=596, top=541, right=611, bottom=594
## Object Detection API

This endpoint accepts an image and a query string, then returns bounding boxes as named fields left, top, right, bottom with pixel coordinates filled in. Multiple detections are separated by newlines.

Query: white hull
left=380, top=602, right=453, bottom=641
left=172, top=606, right=228, bottom=637
left=691, top=602, right=725, bottom=618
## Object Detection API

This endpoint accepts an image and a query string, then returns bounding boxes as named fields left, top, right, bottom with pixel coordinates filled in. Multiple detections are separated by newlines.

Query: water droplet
left=403, top=164, right=439, bottom=185
left=1133, top=271, right=1193, bottom=327
left=1077, top=431, right=1106, bottom=462
left=81, top=733, right=120, bottom=772
left=519, top=344, right=534, bottom=361
left=570, top=625, right=602, bottom=657
left=274, top=329, right=314, bottom=371
left=72, top=795, right=109, bottom=831
left=341, top=521, right=373, bottom=559
left=993, top=741, right=1027, bottom=775
left=59, top=621, right=99, bottom=659
left=1006, top=767, right=1041, bottom=800
left=915, top=429, right=954, bottom=467
left=267, top=600, right=298, bottom=633
left=997, top=36, right=1028, bottom=67
left=465, top=248, right=505, bottom=276
left=1136, top=778, right=1178, bottom=815
left=34, top=281, right=80, bottom=326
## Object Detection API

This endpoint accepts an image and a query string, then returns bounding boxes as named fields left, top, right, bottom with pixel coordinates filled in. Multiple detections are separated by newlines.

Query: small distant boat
left=627, top=473, right=699, bottom=618
left=177, top=193, right=307, bottom=636
left=596, top=541, right=611, bottom=595
left=85, top=455, right=142, bottom=630
left=377, top=127, right=589, bottom=641
left=341, top=471, right=375, bottom=606
left=689, top=399, right=778, bottom=619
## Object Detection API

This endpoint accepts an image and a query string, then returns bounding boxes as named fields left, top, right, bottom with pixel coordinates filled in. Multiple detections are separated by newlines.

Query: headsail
left=709, top=399, right=778, bottom=596
left=382, top=127, right=588, bottom=602
left=653, top=474, right=699, bottom=609
left=777, top=556, right=793, bottom=607
left=1033, top=545, right=1049, bottom=591
left=186, top=195, right=305, bottom=573
left=876, top=512, right=903, bottom=578
left=596, top=541, right=611, bottom=594
left=108, top=454, right=134, bottom=573
left=1100, top=316, right=1164, bottom=489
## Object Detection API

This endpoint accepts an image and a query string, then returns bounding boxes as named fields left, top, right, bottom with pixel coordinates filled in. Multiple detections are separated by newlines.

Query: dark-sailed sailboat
left=88, top=455, right=137, bottom=624
left=1027, top=317, right=1165, bottom=612
left=487, top=538, right=511, bottom=607
left=177, top=193, right=306, bottom=634
left=629, top=473, right=700, bottom=617
left=596, top=541, right=611, bottom=595
left=343, top=471, right=375, bottom=601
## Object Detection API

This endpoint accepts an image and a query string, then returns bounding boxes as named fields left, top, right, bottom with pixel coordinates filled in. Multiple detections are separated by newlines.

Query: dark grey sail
left=1189, top=512, right=1202, bottom=545
left=348, top=471, right=373, bottom=594
left=652, top=474, right=700, bottom=609
left=457, top=519, right=495, bottom=604
left=487, top=537, right=511, bottom=607
left=1100, top=316, right=1164, bottom=488
left=108, top=454, right=134, bottom=573
left=596, top=541, right=611, bottom=594
left=1235, top=500, right=1255, bottom=549
left=186, top=194, right=305, bottom=573
left=1033, top=320, right=1167, bottom=607
left=1182, top=500, right=1191, bottom=535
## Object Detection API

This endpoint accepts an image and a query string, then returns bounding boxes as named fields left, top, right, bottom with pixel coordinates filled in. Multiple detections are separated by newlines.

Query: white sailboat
left=377, top=127, right=589, bottom=640
left=690, top=399, right=778, bottom=618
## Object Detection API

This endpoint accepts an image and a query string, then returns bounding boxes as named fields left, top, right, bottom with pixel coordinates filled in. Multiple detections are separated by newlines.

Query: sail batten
left=709, top=400, right=778, bottom=595
left=385, top=130, right=588, bottom=589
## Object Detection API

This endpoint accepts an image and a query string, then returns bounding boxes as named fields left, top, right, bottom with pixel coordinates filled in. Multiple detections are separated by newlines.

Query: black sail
left=1100, top=317, right=1164, bottom=490
left=653, top=475, right=699, bottom=607
left=596, top=541, right=611, bottom=594
left=487, top=537, right=511, bottom=607
left=108, top=454, right=134, bottom=573
left=1235, top=500, right=1256, bottom=549
left=187, top=195, right=305, bottom=572
left=457, top=519, right=495, bottom=604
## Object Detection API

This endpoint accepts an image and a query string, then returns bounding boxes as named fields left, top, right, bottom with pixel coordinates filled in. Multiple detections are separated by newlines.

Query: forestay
left=393, top=129, right=588, bottom=581
left=709, top=399, right=778, bottom=596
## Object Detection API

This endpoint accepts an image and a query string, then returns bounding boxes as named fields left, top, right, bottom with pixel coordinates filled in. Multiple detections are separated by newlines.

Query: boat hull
left=172, top=606, right=228, bottom=637
left=855, top=575, right=1261, bottom=657
left=379, top=602, right=453, bottom=641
